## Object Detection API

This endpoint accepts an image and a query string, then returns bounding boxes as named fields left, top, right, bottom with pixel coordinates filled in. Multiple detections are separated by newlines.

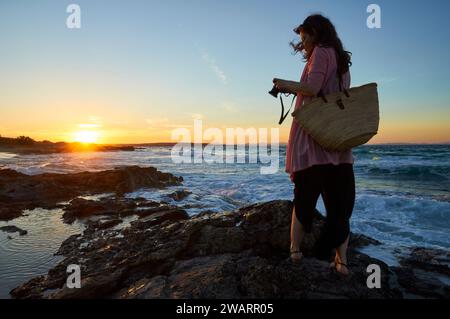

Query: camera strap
left=279, top=94, right=296, bottom=125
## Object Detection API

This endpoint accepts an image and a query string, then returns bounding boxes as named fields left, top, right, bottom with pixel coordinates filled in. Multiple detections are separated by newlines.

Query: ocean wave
left=353, top=145, right=450, bottom=160
left=0, top=152, right=17, bottom=159
left=365, top=165, right=449, bottom=182
left=350, top=193, right=450, bottom=249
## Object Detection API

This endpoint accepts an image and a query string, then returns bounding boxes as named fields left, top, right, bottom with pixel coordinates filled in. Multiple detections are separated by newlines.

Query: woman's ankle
left=290, top=243, right=300, bottom=252
left=334, top=254, right=347, bottom=264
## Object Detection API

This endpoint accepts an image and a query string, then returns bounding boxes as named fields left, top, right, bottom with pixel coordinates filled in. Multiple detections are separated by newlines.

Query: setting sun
left=73, top=130, right=100, bottom=144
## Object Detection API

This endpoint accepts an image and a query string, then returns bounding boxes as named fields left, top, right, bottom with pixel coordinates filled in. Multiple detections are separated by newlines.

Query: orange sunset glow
left=72, top=130, right=100, bottom=144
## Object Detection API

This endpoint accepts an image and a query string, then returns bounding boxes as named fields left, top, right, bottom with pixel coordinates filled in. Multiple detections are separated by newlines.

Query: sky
left=1, top=0, right=450, bottom=144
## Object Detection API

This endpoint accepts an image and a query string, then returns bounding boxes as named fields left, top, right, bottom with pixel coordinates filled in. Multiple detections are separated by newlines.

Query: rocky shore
left=0, top=166, right=183, bottom=221
left=1, top=166, right=448, bottom=299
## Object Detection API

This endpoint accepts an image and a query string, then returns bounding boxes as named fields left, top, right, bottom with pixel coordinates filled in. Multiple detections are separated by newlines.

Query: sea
left=0, top=144, right=449, bottom=298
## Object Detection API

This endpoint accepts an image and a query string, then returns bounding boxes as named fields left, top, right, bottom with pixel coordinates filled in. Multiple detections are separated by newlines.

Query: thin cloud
left=78, top=123, right=101, bottom=128
left=111, top=120, right=130, bottom=126
left=163, top=124, right=192, bottom=128
left=219, top=101, right=238, bottom=113
left=186, top=113, right=204, bottom=120
left=146, top=117, right=192, bottom=130
left=201, top=51, right=228, bottom=84
left=146, top=118, right=169, bottom=126
left=146, top=117, right=170, bottom=130
left=78, top=116, right=103, bottom=128
left=88, top=116, right=103, bottom=124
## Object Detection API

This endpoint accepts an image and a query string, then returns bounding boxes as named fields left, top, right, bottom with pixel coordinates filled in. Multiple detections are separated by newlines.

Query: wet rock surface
left=348, top=233, right=381, bottom=248
left=11, top=200, right=409, bottom=299
left=0, top=166, right=183, bottom=221
left=62, top=196, right=189, bottom=226
left=392, top=247, right=450, bottom=298
left=0, top=225, right=28, bottom=236
left=167, top=190, right=192, bottom=201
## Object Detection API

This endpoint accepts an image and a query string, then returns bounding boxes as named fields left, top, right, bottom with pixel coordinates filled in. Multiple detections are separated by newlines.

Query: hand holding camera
left=269, top=78, right=298, bottom=125
left=269, top=78, right=297, bottom=97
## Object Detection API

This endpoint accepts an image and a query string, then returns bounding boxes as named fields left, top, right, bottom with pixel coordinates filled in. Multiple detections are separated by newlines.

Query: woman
left=273, top=14, right=355, bottom=275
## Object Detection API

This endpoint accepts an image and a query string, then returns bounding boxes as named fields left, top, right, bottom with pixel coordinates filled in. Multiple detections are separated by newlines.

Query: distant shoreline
left=2, top=142, right=449, bottom=156
left=116, top=142, right=450, bottom=147
left=1, top=135, right=449, bottom=156
left=0, top=136, right=135, bottom=155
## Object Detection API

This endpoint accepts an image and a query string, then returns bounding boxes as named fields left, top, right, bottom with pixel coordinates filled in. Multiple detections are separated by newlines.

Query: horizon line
left=2, top=135, right=450, bottom=146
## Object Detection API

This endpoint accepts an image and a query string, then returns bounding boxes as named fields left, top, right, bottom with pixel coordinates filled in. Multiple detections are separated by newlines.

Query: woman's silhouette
left=273, top=14, right=355, bottom=275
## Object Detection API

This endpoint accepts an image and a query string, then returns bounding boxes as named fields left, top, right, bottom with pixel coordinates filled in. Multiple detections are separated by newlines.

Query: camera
left=268, top=80, right=296, bottom=98
left=268, top=85, right=281, bottom=98
left=269, top=79, right=297, bottom=125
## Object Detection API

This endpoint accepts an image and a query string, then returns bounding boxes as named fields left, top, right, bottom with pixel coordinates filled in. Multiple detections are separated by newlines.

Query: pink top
left=285, top=46, right=354, bottom=174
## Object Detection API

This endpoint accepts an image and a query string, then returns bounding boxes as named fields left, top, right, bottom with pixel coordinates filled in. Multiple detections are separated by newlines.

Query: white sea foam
left=0, top=152, right=17, bottom=159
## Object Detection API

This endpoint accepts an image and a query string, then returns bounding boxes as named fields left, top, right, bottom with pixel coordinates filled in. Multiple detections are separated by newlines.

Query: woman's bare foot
left=290, top=208, right=304, bottom=264
left=335, top=262, right=350, bottom=276
left=331, top=255, right=350, bottom=275
left=334, top=236, right=350, bottom=276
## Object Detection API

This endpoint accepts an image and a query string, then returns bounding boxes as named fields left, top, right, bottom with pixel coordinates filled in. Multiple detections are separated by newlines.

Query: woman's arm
left=273, top=79, right=317, bottom=96
left=273, top=47, right=329, bottom=97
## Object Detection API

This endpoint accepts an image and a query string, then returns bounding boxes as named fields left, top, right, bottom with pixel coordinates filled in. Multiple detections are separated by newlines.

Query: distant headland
left=0, top=135, right=135, bottom=155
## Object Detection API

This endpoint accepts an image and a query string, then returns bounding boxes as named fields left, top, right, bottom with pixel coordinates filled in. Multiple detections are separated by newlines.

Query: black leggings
left=293, top=163, right=355, bottom=258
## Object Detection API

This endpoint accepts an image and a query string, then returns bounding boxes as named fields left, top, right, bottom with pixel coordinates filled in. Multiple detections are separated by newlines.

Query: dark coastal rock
left=392, top=267, right=450, bottom=299
left=85, top=218, right=123, bottom=232
left=135, top=204, right=185, bottom=218
left=55, top=234, right=82, bottom=256
left=167, top=190, right=191, bottom=201
left=0, top=166, right=183, bottom=221
left=63, top=198, right=114, bottom=223
left=62, top=197, right=135, bottom=224
left=399, top=247, right=450, bottom=275
left=392, top=247, right=450, bottom=298
left=130, top=209, right=189, bottom=229
left=10, top=200, right=401, bottom=299
left=0, top=207, right=23, bottom=221
left=113, top=251, right=396, bottom=299
left=0, top=225, right=28, bottom=236
left=349, top=233, right=381, bottom=248
left=62, top=196, right=185, bottom=224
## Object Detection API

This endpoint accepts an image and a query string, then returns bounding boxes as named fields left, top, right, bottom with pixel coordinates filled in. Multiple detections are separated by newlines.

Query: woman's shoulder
left=317, top=45, right=334, bottom=51
left=312, top=45, right=329, bottom=55
left=311, top=46, right=334, bottom=62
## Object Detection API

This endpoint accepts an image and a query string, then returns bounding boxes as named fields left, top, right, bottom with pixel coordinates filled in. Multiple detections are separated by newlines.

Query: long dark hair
left=290, top=14, right=352, bottom=77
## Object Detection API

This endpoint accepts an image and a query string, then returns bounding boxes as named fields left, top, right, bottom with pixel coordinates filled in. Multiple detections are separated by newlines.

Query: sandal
left=290, top=250, right=303, bottom=263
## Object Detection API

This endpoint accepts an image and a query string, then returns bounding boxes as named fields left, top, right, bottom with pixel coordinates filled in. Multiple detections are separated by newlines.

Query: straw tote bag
left=292, top=82, right=379, bottom=151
